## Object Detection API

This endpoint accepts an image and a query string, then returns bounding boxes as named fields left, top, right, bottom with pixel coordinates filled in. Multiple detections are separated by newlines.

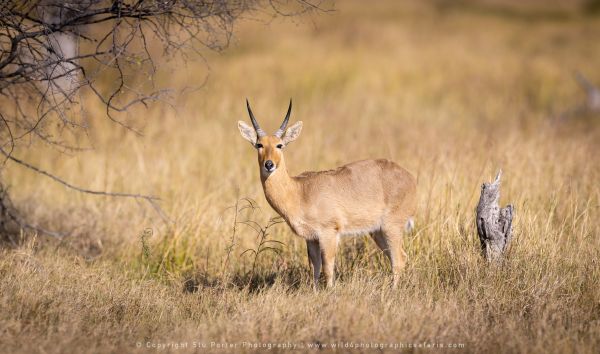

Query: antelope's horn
left=246, top=99, right=266, bottom=138
left=274, top=99, right=292, bottom=138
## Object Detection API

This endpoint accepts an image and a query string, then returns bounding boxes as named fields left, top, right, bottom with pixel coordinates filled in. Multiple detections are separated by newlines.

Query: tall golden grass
left=1, top=1, right=599, bottom=353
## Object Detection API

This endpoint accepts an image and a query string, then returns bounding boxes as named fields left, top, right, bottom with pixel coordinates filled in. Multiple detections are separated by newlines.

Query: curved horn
left=246, top=99, right=266, bottom=137
left=274, top=99, right=292, bottom=138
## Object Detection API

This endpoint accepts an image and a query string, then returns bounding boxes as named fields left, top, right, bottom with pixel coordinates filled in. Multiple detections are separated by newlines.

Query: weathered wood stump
left=476, top=170, right=514, bottom=263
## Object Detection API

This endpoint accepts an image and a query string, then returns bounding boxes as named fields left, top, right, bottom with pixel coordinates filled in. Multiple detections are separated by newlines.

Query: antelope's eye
left=256, top=143, right=263, bottom=149
left=276, top=144, right=283, bottom=149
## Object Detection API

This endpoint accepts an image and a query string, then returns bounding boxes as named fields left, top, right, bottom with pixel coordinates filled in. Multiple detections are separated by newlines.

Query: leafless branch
left=555, top=71, right=600, bottom=122
left=0, top=0, right=331, bottom=233
left=0, top=145, right=171, bottom=223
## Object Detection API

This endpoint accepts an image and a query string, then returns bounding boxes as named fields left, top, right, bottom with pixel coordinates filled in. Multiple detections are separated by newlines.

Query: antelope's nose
left=264, top=160, right=275, bottom=171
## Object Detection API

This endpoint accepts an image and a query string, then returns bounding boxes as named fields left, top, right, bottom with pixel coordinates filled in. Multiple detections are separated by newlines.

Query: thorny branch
left=0, top=0, right=330, bottom=235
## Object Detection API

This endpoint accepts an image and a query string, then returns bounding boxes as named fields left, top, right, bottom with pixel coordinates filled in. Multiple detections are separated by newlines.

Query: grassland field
left=1, top=0, right=599, bottom=353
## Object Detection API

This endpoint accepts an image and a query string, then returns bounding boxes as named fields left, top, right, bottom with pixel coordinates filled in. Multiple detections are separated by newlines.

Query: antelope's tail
left=405, top=217, right=415, bottom=233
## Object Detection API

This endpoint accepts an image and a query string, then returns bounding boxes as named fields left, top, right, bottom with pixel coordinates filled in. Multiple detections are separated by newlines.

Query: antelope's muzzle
left=264, top=160, right=276, bottom=172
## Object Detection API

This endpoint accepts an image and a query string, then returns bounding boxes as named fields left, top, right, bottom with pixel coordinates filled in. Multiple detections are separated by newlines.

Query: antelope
left=237, top=99, right=416, bottom=288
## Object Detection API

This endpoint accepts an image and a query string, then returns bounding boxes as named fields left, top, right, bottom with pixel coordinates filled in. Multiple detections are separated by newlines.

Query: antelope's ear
left=282, top=121, right=303, bottom=145
left=238, top=121, right=257, bottom=145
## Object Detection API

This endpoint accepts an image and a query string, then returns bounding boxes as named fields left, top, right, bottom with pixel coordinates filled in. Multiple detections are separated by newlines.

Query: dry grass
left=1, top=1, right=599, bottom=353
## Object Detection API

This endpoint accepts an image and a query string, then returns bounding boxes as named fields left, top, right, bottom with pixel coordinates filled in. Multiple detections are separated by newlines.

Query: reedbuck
left=238, top=100, right=416, bottom=288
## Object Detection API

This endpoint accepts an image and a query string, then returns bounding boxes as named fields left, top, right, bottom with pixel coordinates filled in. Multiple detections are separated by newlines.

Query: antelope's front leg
left=319, top=233, right=339, bottom=288
left=306, top=240, right=321, bottom=289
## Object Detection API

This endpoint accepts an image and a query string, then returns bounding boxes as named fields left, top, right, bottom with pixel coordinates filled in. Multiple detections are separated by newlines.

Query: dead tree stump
left=476, top=170, right=514, bottom=263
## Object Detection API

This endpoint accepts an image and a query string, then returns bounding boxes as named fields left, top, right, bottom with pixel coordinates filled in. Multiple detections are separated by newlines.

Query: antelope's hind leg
left=371, top=231, right=392, bottom=262
left=373, top=223, right=408, bottom=287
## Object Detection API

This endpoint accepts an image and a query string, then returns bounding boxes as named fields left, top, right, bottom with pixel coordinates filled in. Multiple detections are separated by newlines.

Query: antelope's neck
left=261, top=165, right=299, bottom=221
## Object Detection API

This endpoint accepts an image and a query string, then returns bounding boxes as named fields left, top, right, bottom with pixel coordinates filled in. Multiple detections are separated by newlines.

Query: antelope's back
left=296, top=159, right=416, bottom=214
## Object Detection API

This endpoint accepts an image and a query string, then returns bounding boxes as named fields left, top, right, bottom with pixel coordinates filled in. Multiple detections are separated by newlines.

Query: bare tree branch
left=0, top=146, right=157, bottom=199
left=555, top=71, right=600, bottom=122
left=0, top=0, right=330, bottom=147
left=0, top=0, right=331, bottom=235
